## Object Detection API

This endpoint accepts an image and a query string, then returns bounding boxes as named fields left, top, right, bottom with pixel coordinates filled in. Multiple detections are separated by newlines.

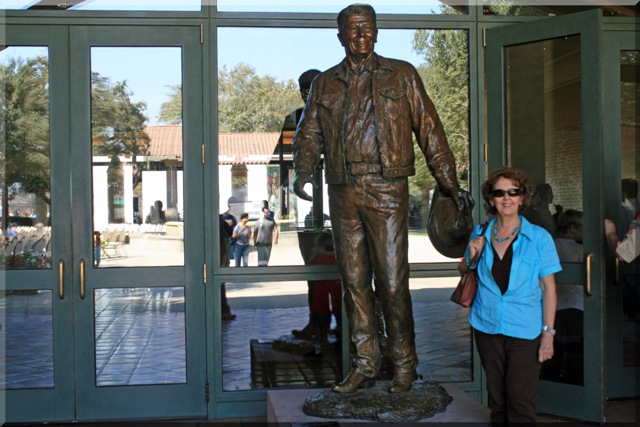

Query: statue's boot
left=332, top=371, right=376, bottom=393
left=389, top=371, right=417, bottom=393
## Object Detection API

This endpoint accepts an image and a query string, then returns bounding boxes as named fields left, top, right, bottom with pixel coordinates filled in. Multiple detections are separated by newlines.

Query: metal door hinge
left=205, top=382, right=210, bottom=402
left=484, top=143, right=488, bottom=163
left=483, top=28, right=487, bottom=48
left=202, top=144, right=205, bottom=164
left=203, top=263, right=207, bottom=285
left=200, top=25, right=204, bottom=44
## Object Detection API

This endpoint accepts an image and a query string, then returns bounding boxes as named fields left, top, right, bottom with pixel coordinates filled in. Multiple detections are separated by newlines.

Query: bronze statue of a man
left=292, top=3, right=470, bottom=393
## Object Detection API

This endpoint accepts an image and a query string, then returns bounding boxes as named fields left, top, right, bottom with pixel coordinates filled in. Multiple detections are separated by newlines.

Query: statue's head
left=337, top=4, right=378, bottom=59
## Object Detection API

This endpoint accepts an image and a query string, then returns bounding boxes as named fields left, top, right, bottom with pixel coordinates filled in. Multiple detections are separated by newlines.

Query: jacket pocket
left=317, top=93, right=343, bottom=110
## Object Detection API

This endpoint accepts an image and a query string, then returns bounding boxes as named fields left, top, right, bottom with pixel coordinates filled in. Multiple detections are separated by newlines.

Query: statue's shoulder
left=377, top=54, right=418, bottom=73
left=315, top=63, right=343, bottom=82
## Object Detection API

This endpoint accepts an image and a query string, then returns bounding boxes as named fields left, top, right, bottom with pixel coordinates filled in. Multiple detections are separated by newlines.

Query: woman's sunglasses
left=490, top=188, right=522, bottom=198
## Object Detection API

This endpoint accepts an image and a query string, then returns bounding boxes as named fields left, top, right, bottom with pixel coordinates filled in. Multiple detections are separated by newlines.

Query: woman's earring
left=519, top=202, right=523, bottom=206
left=490, top=203, right=495, bottom=208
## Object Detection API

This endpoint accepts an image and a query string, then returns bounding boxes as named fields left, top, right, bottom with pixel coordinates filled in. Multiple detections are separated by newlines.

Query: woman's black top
left=491, top=236, right=518, bottom=295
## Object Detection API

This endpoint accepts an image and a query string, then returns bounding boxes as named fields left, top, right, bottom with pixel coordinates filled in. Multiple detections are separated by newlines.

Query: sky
left=93, top=28, right=424, bottom=125
left=0, top=28, right=424, bottom=126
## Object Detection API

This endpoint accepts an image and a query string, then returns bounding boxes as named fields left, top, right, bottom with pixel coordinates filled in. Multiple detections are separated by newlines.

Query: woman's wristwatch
left=542, top=325, right=556, bottom=336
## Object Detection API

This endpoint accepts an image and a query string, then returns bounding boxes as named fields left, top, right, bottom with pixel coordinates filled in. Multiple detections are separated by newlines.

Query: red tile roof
left=144, top=126, right=281, bottom=165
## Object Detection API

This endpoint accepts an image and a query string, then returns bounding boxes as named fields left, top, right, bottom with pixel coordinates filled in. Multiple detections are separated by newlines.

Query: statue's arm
left=408, top=66, right=469, bottom=209
left=292, top=86, right=322, bottom=201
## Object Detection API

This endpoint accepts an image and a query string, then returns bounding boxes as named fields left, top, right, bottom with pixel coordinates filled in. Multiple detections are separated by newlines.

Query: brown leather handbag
left=450, top=222, right=489, bottom=308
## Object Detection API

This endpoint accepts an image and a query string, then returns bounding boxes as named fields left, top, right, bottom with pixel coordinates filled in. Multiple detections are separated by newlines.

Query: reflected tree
left=0, top=56, right=50, bottom=231
left=218, top=63, right=300, bottom=132
left=411, top=27, right=470, bottom=219
left=91, top=74, right=150, bottom=223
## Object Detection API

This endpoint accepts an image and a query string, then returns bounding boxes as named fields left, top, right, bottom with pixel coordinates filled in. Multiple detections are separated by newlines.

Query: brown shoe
left=332, top=371, right=376, bottom=393
left=389, top=372, right=416, bottom=393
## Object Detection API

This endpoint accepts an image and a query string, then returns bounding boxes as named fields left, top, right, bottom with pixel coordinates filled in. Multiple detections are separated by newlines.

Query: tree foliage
left=158, top=84, right=183, bottom=124
left=1, top=55, right=150, bottom=226
left=218, top=63, right=301, bottom=132
left=1, top=56, right=51, bottom=225
left=91, top=73, right=151, bottom=195
left=408, top=28, right=470, bottom=211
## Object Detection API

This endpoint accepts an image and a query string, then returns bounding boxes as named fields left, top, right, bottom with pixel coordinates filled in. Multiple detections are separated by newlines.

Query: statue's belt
left=347, top=162, right=382, bottom=175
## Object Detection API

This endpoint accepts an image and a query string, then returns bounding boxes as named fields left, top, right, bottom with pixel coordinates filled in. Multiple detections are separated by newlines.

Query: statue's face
left=338, top=14, right=377, bottom=58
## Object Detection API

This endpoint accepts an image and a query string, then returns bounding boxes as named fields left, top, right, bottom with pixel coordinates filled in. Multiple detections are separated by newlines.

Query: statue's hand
left=292, top=171, right=314, bottom=202
left=455, top=188, right=473, bottom=211
left=440, top=182, right=472, bottom=211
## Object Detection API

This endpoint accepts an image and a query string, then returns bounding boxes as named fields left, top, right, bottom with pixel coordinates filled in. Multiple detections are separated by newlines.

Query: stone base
left=268, top=383, right=490, bottom=424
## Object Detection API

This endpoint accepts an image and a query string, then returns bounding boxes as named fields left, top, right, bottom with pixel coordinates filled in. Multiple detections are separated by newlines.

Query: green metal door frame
left=68, top=25, right=207, bottom=421
left=2, top=24, right=76, bottom=423
left=602, top=29, right=639, bottom=400
left=486, top=9, right=607, bottom=423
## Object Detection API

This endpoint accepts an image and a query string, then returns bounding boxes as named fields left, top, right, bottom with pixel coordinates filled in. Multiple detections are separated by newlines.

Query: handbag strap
left=467, top=221, right=490, bottom=269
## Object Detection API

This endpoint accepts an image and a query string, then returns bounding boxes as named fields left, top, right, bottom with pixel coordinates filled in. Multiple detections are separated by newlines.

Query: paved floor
left=2, top=285, right=638, bottom=425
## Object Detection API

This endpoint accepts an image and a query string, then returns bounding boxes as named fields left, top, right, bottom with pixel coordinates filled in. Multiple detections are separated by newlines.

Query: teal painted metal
left=486, top=9, right=608, bottom=423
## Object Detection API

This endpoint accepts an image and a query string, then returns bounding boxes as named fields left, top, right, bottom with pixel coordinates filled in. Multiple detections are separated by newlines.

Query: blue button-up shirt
left=468, top=216, right=562, bottom=339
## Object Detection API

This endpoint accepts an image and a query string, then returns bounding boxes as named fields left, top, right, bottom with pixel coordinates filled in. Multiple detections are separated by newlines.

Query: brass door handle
left=79, top=258, right=86, bottom=299
left=585, top=253, right=593, bottom=296
left=58, top=259, right=65, bottom=300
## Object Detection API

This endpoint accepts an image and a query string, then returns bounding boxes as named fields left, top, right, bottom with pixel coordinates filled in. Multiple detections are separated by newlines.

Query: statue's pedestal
left=267, top=383, right=490, bottom=424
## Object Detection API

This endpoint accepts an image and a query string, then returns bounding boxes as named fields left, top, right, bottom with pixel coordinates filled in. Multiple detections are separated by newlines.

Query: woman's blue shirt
left=467, top=216, right=561, bottom=339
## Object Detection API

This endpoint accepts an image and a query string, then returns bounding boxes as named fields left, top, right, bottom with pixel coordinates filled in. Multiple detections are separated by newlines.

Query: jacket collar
left=334, top=52, right=393, bottom=82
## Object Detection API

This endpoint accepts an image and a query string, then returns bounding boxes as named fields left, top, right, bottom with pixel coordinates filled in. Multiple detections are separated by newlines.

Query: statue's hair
left=337, top=3, right=377, bottom=32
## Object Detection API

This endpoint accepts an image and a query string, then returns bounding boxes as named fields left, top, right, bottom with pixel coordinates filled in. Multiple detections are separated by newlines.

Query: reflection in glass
left=217, top=27, right=469, bottom=266
left=504, top=36, right=585, bottom=385
left=620, top=51, right=639, bottom=367
left=1, top=290, right=54, bottom=389
left=94, top=287, right=186, bottom=386
left=217, top=1, right=467, bottom=14
left=221, top=279, right=341, bottom=391
left=221, top=277, right=470, bottom=390
left=2, top=0, right=201, bottom=11
left=0, top=47, right=52, bottom=270
left=90, top=47, right=184, bottom=268
left=482, top=2, right=636, bottom=17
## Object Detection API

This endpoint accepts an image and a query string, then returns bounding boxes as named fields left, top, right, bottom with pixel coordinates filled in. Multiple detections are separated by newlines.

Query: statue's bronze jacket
left=293, top=53, right=458, bottom=191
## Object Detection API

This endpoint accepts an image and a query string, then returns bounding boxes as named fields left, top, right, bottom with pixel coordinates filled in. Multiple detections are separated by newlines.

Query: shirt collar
left=337, top=52, right=384, bottom=80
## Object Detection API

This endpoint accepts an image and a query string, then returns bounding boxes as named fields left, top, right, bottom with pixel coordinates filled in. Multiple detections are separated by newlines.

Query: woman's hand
left=457, top=260, right=468, bottom=275
left=538, top=333, right=554, bottom=363
left=467, top=236, right=486, bottom=261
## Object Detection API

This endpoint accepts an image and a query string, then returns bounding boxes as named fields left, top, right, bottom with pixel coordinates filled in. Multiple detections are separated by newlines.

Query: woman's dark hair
left=337, top=3, right=377, bottom=33
left=240, top=213, right=249, bottom=220
left=481, top=166, right=532, bottom=216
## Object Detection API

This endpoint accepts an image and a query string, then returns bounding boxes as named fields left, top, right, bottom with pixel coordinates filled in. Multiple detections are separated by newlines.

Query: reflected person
left=292, top=3, right=470, bottom=393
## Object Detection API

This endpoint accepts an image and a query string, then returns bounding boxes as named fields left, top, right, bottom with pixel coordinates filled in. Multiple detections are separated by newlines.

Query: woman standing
left=232, top=213, right=252, bottom=267
left=461, top=166, right=560, bottom=424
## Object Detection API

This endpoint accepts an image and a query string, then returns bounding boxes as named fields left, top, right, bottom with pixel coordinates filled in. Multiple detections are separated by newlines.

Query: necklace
left=493, top=225, right=519, bottom=242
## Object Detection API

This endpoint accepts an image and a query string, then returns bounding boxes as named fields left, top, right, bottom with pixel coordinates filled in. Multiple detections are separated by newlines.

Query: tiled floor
left=2, top=289, right=638, bottom=425
left=221, top=298, right=472, bottom=391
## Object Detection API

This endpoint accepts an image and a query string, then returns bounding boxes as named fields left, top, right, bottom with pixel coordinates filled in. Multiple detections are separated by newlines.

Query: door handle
left=79, top=258, right=86, bottom=299
left=615, top=257, right=620, bottom=286
left=585, top=253, right=593, bottom=296
left=58, top=259, right=65, bottom=300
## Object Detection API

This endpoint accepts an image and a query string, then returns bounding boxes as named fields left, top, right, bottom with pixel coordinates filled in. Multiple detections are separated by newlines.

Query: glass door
left=68, top=26, right=206, bottom=421
left=3, top=24, right=206, bottom=423
left=486, top=10, right=606, bottom=423
left=2, top=25, right=75, bottom=423
left=603, top=30, right=639, bottom=400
